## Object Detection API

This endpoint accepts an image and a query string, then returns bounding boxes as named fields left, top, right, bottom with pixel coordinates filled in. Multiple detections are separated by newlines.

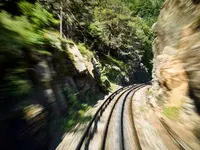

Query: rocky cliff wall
left=152, top=0, right=200, bottom=112
left=152, top=0, right=200, bottom=146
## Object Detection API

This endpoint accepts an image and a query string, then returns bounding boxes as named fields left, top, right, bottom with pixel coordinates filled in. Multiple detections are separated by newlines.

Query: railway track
left=75, top=84, right=147, bottom=150
left=74, top=82, right=189, bottom=150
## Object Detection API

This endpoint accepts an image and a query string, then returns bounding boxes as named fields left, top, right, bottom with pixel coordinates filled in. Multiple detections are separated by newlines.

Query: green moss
left=109, top=82, right=120, bottom=92
left=65, top=50, right=75, bottom=63
left=148, top=89, right=153, bottom=95
left=62, top=38, right=75, bottom=45
left=164, top=106, right=180, bottom=120
left=36, top=49, right=52, bottom=56
left=78, top=43, right=94, bottom=60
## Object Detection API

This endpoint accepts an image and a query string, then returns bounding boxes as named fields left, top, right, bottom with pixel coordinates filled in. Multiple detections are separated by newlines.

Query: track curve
left=62, top=81, right=193, bottom=150
left=75, top=83, right=147, bottom=150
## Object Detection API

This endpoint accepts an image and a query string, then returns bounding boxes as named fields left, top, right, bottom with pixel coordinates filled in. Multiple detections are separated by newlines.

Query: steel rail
left=75, top=85, right=133, bottom=150
left=121, top=84, right=146, bottom=150
left=101, top=84, right=142, bottom=150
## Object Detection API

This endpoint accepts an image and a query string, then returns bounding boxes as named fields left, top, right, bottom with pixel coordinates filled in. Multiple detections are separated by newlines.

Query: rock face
left=158, top=59, right=188, bottom=106
left=67, top=44, right=87, bottom=74
left=152, top=0, right=200, bottom=112
left=152, top=0, right=200, bottom=146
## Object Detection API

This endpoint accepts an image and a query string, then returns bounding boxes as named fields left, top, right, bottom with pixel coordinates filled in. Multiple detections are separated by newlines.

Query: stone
left=151, top=0, right=200, bottom=146
left=67, top=44, right=87, bottom=74
left=152, top=0, right=200, bottom=111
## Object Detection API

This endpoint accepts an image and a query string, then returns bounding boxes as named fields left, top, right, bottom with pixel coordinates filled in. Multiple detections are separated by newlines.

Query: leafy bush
left=62, top=85, right=93, bottom=131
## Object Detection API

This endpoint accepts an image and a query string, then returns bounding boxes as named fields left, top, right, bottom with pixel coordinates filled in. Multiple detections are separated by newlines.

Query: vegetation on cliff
left=0, top=0, right=164, bottom=149
left=0, top=0, right=164, bottom=114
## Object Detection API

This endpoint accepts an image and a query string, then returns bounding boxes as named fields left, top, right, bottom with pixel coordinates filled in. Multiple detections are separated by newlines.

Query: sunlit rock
left=67, top=44, right=87, bottom=74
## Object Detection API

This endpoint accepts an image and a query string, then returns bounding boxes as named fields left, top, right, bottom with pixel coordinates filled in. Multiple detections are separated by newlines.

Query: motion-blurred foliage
left=0, top=0, right=164, bottom=114
left=0, top=2, right=58, bottom=53
left=0, top=1, right=61, bottom=110
left=0, top=0, right=164, bottom=129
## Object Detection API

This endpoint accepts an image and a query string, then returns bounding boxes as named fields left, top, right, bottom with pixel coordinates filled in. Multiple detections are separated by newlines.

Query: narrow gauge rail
left=75, top=85, right=133, bottom=150
left=120, top=85, right=146, bottom=150
left=76, top=83, right=148, bottom=150
left=75, top=81, right=190, bottom=150
left=102, top=84, right=146, bottom=150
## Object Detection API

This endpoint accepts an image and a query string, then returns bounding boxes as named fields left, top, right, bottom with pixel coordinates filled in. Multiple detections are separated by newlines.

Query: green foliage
left=99, top=74, right=110, bottom=93
left=6, top=75, right=31, bottom=96
left=44, top=0, right=163, bottom=79
left=19, top=2, right=59, bottom=28
left=0, top=1, right=60, bottom=58
left=0, top=1, right=70, bottom=114
left=124, top=0, right=164, bottom=26
left=63, top=113, right=92, bottom=131
left=2, top=68, right=31, bottom=97
left=99, top=55, right=130, bottom=84
left=103, top=55, right=126, bottom=70
left=91, top=7, right=136, bottom=49
left=78, top=43, right=94, bottom=60
left=0, top=0, right=164, bottom=125
left=62, top=85, right=92, bottom=131
left=88, top=1, right=155, bottom=74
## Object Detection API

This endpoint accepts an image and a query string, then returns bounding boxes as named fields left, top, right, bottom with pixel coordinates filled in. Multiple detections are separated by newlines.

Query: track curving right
left=75, top=85, right=134, bottom=150
left=121, top=85, right=146, bottom=150
left=102, top=84, right=146, bottom=150
left=76, top=83, right=149, bottom=150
